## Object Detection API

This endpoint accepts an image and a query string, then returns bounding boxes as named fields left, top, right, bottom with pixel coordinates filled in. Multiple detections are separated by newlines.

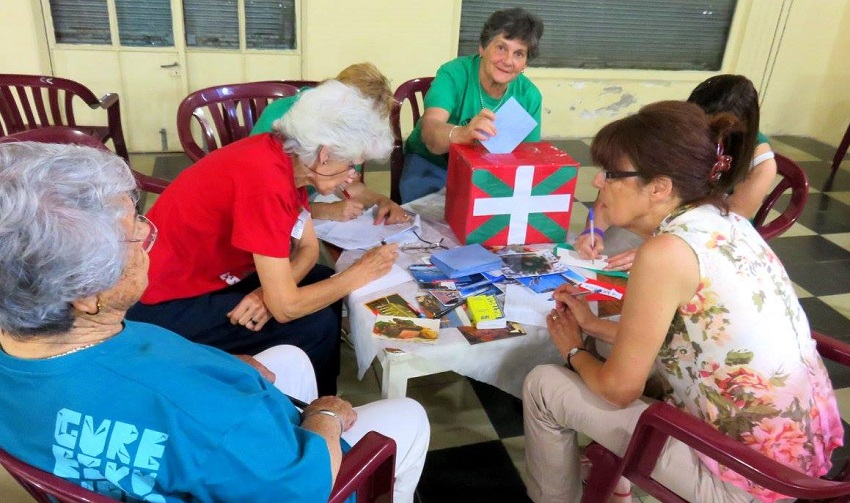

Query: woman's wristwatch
left=565, top=346, right=589, bottom=372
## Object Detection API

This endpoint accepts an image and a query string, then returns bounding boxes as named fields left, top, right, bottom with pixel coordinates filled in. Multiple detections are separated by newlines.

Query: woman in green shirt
left=400, top=7, right=544, bottom=203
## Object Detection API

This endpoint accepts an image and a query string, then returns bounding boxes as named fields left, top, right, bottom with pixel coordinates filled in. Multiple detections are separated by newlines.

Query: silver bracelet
left=302, top=409, right=344, bottom=434
left=448, top=125, right=460, bottom=143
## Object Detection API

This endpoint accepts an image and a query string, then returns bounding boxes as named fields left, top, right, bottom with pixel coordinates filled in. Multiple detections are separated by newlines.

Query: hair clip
left=709, top=143, right=732, bottom=182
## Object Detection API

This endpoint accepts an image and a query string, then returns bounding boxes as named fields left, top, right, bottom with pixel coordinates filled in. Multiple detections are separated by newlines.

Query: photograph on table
left=459, top=321, right=526, bottom=345
left=493, top=246, right=567, bottom=278
left=372, top=316, right=440, bottom=343
left=365, top=294, right=421, bottom=318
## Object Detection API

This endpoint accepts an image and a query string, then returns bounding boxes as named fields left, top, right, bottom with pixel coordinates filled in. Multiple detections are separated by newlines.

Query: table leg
left=379, top=349, right=448, bottom=399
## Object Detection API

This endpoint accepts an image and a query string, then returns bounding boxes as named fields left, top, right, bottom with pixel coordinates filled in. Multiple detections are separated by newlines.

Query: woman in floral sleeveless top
left=523, top=101, right=842, bottom=503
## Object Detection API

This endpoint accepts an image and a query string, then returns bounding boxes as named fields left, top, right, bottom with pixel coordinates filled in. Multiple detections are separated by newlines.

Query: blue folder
left=430, top=244, right=503, bottom=279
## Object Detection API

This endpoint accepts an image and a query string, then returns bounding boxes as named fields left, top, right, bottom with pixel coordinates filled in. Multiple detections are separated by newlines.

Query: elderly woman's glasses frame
left=307, top=163, right=357, bottom=178
left=124, top=214, right=158, bottom=253
left=400, top=230, right=450, bottom=254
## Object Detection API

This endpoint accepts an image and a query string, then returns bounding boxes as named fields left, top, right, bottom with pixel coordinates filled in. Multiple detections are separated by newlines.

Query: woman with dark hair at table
left=0, top=142, right=429, bottom=502
left=575, top=75, right=777, bottom=271
left=127, top=81, right=398, bottom=396
left=523, top=101, right=841, bottom=502
left=400, top=7, right=544, bottom=203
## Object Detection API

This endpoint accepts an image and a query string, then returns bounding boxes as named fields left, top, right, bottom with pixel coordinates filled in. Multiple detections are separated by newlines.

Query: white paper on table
left=503, top=283, right=555, bottom=327
left=350, top=264, right=412, bottom=298
left=480, top=97, right=538, bottom=154
left=313, top=211, right=421, bottom=250
left=556, top=248, right=609, bottom=270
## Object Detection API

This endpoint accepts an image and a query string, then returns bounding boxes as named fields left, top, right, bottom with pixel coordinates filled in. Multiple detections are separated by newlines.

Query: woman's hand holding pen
left=552, top=283, right=598, bottom=329
left=348, top=243, right=399, bottom=287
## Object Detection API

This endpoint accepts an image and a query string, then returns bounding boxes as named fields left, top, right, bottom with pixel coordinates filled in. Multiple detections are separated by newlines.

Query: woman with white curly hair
left=128, top=80, right=399, bottom=396
left=0, top=142, right=428, bottom=502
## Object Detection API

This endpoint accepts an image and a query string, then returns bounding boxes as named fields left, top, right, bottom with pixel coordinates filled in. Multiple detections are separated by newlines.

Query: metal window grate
left=459, top=0, right=737, bottom=71
left=183, top=0, right=239, bottom=48
left=48, top=0, right=111, bottom=45
left=115, top=0, right=174, bottom=47
left=246, top=0, right=297, bottom=50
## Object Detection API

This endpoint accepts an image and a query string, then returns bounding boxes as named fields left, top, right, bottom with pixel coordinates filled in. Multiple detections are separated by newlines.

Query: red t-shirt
left=141, top=134, right=309, bottom=304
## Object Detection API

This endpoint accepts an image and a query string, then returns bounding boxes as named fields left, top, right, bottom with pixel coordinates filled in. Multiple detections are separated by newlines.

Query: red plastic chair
left=176, top=81, right=299, bottom=162
left=752, top=152, right=809, bottom=241
left=389, top=77, right=433, bottom=203
left=0, top=126, right=169, bottom=195
left=582, top=329, right=850, bottom=503
left=281, top=79, right=320, bottom=89
left=0, top=74, right=129, bottom=163
left=0, top=431, right=395, bottom=503
left=830, top=122, right=850, bottom=181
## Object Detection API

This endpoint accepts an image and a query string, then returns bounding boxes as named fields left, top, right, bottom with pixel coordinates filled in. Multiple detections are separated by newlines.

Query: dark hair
left=590, top=101, right=747, bottom=211
left=479, top=7, right=544, bottom=60
left=688, top=74, right=759, bottom=183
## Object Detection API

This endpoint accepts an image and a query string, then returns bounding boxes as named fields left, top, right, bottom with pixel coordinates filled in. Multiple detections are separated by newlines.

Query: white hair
left=0, top=142, right=137, bottom=336
left=274, top=80, right=393, bottom=167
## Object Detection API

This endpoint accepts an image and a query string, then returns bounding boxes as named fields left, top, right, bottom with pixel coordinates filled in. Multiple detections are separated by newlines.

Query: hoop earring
left=85, top=297, right=102, bottom=316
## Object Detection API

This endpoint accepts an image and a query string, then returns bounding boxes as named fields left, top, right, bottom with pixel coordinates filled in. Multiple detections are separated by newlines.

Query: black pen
left=431, top=301, right=464, bottom=319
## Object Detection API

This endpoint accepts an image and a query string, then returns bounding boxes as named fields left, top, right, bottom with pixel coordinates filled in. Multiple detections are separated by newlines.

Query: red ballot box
left=445, top=142, right=580, bottom=246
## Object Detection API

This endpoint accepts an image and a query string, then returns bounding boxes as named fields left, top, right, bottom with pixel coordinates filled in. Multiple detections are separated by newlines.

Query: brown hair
left=590, top=100, right=746, bottom=211
left=336, top=62, right=393, bottom=117
left=688, top=74, right=759, bottom=182
left=479, top=7, right=544, bottom=60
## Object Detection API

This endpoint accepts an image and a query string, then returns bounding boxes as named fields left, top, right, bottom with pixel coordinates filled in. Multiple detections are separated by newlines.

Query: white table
left=336, top=190, right=563, bottom=399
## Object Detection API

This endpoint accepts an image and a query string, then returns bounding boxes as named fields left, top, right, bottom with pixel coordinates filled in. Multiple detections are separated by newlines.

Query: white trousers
left=256, top=345, right=430, bottom=503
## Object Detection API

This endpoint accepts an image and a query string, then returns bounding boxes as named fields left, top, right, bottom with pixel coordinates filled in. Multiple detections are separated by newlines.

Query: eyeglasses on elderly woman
left=124, top=214, right=158, bottom=253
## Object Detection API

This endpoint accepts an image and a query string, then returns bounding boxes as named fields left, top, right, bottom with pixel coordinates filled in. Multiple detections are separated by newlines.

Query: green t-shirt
left=404, top=54, right=543, bottom=169
left=251, top=94, right=300, bottom=136
left=756, top=131, right=769, bottom=146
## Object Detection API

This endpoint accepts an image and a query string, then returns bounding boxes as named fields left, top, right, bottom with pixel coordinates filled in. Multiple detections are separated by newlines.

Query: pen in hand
left=588, top=208, right=596, bottom=265
left=341, top=187, right=352, bottom=199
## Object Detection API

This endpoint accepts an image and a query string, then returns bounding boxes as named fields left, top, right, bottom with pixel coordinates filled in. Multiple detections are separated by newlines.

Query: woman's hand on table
left=227, top=287, right=271, bottom=331
left=314, top=200, right=365, bottom=221
left=373, top=197, right=410, bottom=225
left=350, top=244, right=399, bottom=285
left=605, top=248, right=637, bottom=271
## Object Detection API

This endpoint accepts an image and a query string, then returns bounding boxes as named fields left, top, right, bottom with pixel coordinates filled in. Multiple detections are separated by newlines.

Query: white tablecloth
left=336, top=190, right=563, bottom=398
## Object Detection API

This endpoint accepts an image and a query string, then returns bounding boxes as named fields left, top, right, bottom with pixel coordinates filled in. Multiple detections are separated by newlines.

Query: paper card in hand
left=480, top=97, right=537, bottom=154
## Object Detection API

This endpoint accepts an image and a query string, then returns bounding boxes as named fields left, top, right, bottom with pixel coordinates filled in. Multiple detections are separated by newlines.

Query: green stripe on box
left=530, top=167, right=577, bottom=196
left=472, top=170, right=513, bottom=197
left=467, top=214, right=510, bottom=243
left=528, top=213, right=567, bottom=242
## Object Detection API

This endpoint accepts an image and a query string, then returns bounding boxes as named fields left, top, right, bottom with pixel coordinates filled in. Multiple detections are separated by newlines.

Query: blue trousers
left=399, top=153, right=448, bottom=203
left=127, top=265, right=342, bottom=396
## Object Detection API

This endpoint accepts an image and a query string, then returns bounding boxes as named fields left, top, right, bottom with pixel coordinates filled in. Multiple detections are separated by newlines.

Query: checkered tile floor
left=3, top=137, right=849, bottom=502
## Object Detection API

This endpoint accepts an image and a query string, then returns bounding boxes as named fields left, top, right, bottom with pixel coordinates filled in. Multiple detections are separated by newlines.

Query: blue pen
left=588, top=208, right=596, bottom=249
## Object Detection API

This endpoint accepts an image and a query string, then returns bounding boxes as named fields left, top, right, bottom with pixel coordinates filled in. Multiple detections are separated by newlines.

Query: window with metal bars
left=458, top=0, right=737, bottom=71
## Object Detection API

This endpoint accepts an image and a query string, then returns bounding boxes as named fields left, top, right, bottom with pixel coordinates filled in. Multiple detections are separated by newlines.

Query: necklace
left=44, top=343, right=98, bottom=359
left=479, top=83, right=509, bottom=112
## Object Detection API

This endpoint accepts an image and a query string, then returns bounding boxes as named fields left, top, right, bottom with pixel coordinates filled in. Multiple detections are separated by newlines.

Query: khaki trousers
left=523, top=364, right=758, bottom=503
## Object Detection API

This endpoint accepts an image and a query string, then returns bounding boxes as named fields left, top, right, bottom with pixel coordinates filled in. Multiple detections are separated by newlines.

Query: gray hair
left=273, top=80, right=393, bottom=167
left=0, top=142, right=137, bottom=337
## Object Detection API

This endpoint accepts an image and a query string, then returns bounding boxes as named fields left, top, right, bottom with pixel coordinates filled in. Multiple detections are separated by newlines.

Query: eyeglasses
left=307, top=163, right=357, bottom=178
left=124, top=214, right=157, bottom=253
left=601, top=169, right=642, bottom=181
left=400, top=231, right=449, bottom=254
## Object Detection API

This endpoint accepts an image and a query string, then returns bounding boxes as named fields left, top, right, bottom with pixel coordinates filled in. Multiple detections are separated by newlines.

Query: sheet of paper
left=480, top=97, right=538, bottom=154
left=313, top=211, right=420, bottom=250
left=351, top=264, right=413, bottom=299
left=503, top=283, right=555, bottom=327
left=555, top=248, right=609, bottom=271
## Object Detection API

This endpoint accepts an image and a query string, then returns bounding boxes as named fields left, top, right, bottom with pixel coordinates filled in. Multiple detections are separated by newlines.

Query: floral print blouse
left=655, top=205, right=843, bottom=502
